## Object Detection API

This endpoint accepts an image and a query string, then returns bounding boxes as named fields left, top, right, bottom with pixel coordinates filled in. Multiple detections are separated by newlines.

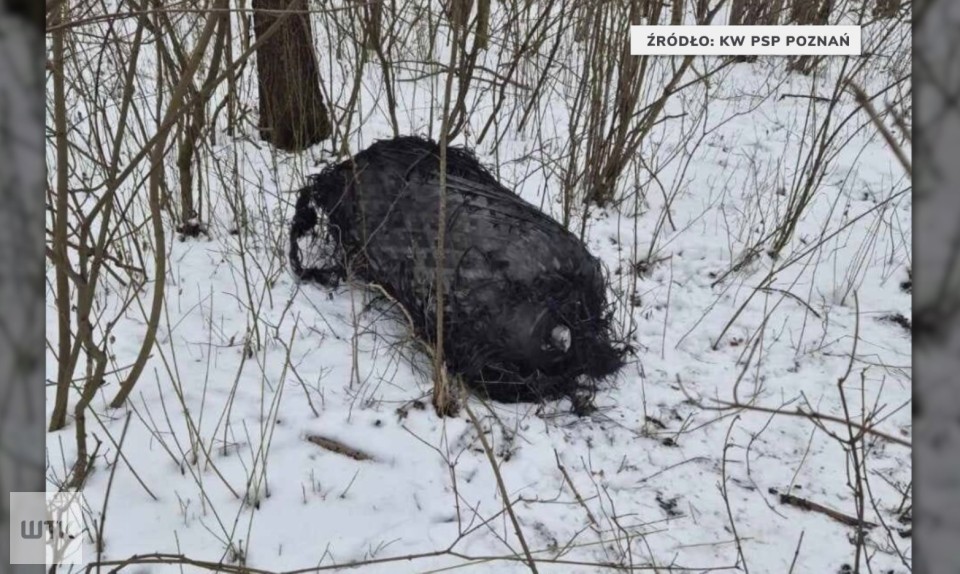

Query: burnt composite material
left=290, top=136, right=626, bottom=402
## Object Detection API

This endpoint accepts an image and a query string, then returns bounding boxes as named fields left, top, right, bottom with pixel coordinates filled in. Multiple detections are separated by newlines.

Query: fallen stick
left=306, top=435, right=374, bottom=461
left=778, top=492, right=876, bottom=529
left=554, top=450, right=600, bottom=531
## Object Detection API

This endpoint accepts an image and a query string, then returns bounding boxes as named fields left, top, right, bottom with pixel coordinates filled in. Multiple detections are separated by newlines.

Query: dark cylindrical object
left=290, top=136, right=626, bottom=402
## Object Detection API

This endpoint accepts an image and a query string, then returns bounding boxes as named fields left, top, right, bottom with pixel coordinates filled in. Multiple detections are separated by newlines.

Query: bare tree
left=873, top=0, right=899, bottom=19
left=252, top=0, right=331, bottom=152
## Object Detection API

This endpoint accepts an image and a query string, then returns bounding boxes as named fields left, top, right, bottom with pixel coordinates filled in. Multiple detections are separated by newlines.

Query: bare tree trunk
left=671, top=0, right=684, bottom=24
left=730, top=0, right=746, bottom=24
left=731, top=0, right=767, bottom=24
left=874, top=0, right=899, bottom=19
left=814, top=0, right=832, bottom=24
left=788, top=0, right=831, bottom=73
left=361, top=0, right=400, bottom=136
left=49, top=0, right=72, bottom=432
left=730, top=0, right=762, bottom=62
left=476, top=0, right=491, bottom=49
left=432, top=0, right=465, bottom=418
left=225, top=0, right=239, bottom=135
left=767, top=0, right=785, bottom=24
left=789, top=0, right=819, bottom=23
left=177, top=8, right=228, bottom=236
left=694, top=0, right=710, bottom=23
left=252, top=0, right=331, bottom=152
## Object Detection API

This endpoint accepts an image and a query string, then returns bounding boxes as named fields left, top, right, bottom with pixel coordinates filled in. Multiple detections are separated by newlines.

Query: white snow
left=45, top=4, right=912, bottom=573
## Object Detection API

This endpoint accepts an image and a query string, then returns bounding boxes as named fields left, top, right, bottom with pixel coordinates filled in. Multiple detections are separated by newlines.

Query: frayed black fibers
left=290, top=135, right=628, bottom=404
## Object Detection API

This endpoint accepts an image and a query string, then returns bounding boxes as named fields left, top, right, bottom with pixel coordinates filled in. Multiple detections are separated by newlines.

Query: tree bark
left=252, top=0, right=331, bottom=152
left=874, top=0, right=899, bottom=19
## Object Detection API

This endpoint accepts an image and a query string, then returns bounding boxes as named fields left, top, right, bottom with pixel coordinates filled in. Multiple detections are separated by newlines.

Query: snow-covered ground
left=45, top=4, right=912, bottom=573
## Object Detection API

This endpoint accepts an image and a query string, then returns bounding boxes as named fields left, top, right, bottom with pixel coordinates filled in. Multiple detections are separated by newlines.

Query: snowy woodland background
left=43, top=0, right=912, bottom=572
